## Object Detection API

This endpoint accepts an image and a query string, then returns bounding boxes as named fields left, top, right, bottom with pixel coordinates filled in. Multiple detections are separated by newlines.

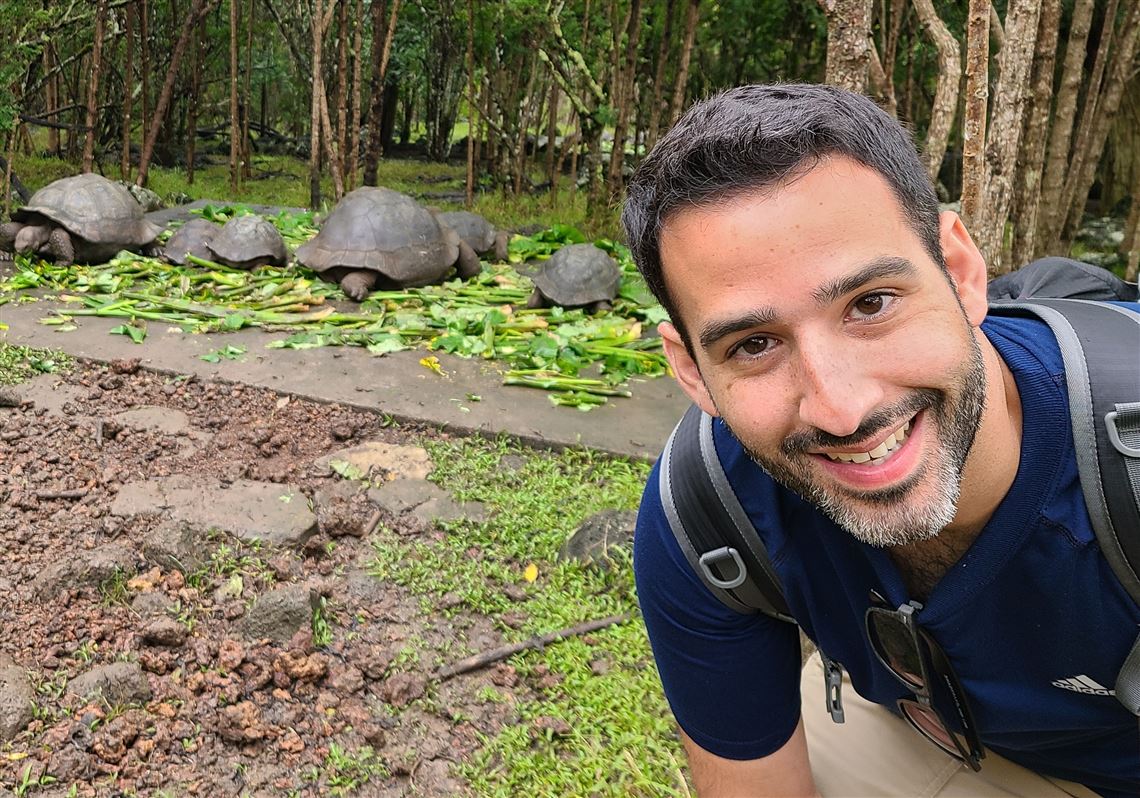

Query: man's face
left=658, top=158, right=990, bottom=547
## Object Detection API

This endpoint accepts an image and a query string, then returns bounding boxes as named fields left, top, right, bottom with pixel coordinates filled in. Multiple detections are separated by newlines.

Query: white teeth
left=823, top=417, right=913, bottom=465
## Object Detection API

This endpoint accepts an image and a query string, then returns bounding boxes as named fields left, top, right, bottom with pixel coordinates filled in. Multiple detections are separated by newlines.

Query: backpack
left=658, top=258, right=1140, bottom=715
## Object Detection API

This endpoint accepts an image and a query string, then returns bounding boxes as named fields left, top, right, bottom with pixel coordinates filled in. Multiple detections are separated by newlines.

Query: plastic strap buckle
left=697, top=547, right=747, bottom=589
left=1105, top=404, right=1140, bottom=458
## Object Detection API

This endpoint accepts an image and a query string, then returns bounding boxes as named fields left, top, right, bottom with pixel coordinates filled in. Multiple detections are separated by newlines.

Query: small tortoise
left=162, top=218, right=223, bottom=266
left=527, top=243, right=621, bottom=312
left=206, top=214, right=289, bottom=269
left=295, top=187, right=481, bottom=301
left=0, top=173, right=162, bottom=265
left=437, top=210, right=510, bottom=262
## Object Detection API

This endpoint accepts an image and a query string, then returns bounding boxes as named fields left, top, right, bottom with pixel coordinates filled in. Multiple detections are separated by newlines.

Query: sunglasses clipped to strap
left=865, top=591, right=986, bottom=771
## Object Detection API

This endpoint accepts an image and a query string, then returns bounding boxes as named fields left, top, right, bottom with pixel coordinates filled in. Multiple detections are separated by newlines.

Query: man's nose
left=794, top=337, right=884, bottom=439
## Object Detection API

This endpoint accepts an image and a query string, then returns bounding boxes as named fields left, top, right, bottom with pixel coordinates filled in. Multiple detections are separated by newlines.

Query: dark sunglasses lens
left=867, top=609, right=924, bottom=688
left=899, top=699, right=965, bottom=755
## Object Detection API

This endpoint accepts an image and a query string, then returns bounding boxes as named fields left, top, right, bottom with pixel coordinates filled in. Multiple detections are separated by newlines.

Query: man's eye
left=733, top=336, right=773, bottom=357
left=850, top=292, right=895, bottom=319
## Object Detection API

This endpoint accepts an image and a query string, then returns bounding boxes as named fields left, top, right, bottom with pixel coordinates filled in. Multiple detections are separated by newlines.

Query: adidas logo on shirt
left=1051, top=675, right=1115, bottom=696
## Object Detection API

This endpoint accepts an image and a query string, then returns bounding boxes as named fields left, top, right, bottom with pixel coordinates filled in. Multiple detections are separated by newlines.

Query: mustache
left=781, top=390, right=940, bottom=456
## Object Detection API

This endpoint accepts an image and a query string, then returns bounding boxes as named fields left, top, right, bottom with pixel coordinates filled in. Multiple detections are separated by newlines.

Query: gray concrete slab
left=0, top=296, right=690, bottom=460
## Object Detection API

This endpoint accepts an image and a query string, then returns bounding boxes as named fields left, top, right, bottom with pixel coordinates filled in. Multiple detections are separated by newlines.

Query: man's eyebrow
left=698, top=307, right=779, bottom=351
left=811, top=256, right=919, bottom=307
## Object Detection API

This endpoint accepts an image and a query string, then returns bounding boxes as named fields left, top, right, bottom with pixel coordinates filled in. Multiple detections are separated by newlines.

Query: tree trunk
left=645, top=0, right=676, bottom=152
left=45, top=45, right=60, bottom=157
left=1009, top=0, right=1060, bottom=268
left=545, top=78, right=559, bottom=191
left=82, top=0, right=107, bottom=173
left=1057, top=0, right=1140, bottom=246
left=607, top=0, right=643, bottom=197
left=465, top=0, right=475, bottom=206
left=817, top=0, right=872, bottom=92
left=136, top=0, right=215, bottom=186
left=310, top=0, right=328, bottom=208
left=335, top=0, right=349, bottom=177
left=121, top=1, right=135, bottom=180
left=972, top=0, right=1042, bottom=276
left=514, top=53, right=539, bottom=194
left=959, top=0, right=989, bottom=232
left=911, top=0, right=958, bottom=183
left=140, top=0, right=150, bottom=152
left=1035, top=0, right=1095, bottom=253
left=186, top=13, right=203, bottom=184
left=363, top=0, right=400, bottom=186
left=230, top=0, right=241, bottom=191
left=668, top=0, right=700, bottom=124
left=242, top=0, right=255, bottom=179
left=1125, top=154, right=1140, bottom=281
left=347, top=0, right=364, bottom=189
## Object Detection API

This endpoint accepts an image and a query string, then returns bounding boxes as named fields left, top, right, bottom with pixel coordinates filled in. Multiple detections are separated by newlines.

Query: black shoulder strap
left=990, top=299, right=1140, bottom=714
left=660, top=404, right=794, bottom=621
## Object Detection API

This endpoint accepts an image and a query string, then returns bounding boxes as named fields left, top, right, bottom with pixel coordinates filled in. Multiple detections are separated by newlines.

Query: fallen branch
left=432, top=612, right=630, bottom=681
left=35, top=488, right=89, bottom=500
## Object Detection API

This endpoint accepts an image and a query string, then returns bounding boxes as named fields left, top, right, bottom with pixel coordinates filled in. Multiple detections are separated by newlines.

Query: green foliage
left=366, top=435, right=684, bottom=796
left=0, top=342, right=71, bottom=385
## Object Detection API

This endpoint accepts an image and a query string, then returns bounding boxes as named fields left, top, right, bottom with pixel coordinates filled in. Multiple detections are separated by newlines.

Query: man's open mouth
left=821, top=416, right=913, bottom=466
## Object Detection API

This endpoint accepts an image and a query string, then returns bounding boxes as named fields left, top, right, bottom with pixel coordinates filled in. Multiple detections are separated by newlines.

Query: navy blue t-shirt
left=635, top=312, right=1140, bottom=796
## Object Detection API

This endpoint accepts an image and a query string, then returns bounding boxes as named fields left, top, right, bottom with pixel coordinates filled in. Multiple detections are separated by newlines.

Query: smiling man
left=622, top=84, right=1139, bottom=796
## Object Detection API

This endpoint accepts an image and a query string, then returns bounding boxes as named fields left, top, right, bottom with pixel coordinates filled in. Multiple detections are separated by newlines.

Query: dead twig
left=35, top=488, right=89, bottom=500
left=94, top=419, right=104, bottom=449
left=432, top=612, right=630, bottom=681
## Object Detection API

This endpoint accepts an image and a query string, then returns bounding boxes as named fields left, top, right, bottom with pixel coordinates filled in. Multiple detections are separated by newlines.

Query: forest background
left=1, top=0, right=1139, bottom=282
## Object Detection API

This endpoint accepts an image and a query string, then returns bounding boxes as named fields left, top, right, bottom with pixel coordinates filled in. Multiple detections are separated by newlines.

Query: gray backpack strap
left=991, top=299, right=1140, bottom=714
left=659, top=404, right=795, bottom=621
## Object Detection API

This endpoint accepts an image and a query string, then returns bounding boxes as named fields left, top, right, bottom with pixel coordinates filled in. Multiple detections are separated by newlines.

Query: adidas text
left=1051, top=675, right=1114, bottom=696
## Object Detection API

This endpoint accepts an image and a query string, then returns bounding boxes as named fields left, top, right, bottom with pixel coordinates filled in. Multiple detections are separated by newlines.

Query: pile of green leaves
left=0, top=207, right=670, bottom=409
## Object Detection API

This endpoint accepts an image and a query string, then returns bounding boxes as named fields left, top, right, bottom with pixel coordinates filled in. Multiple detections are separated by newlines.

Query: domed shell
left=436, top=210, right=496, bottom=253
left=295, top=187, right=458, bottom=286
left=162, top=218, right=222, bottom=265
left=14, top=173, right=161, bottom=247
left=532, top=243, right=621, bottom=307
left=207, top=214, right=288, bottom=267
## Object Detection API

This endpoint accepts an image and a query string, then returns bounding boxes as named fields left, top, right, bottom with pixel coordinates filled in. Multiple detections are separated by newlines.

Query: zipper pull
left=820, top=651, right=845, bottom=723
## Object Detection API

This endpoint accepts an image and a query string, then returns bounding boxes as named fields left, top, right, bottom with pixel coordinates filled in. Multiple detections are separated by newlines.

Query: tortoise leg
left=454, top=239, right=482, bottom=279
left=14, top=224, right=51, bottom=255
left=0, top=222, right=22, bottom=253
left=590, top=299, right=613, bottom=313
left=492, top=230, right=510, bottom=263
left=526, top=288, right=546, bottom=309
left=339, top=269, right=379, bottom=301
left=46, top=227, right=75, bottom=266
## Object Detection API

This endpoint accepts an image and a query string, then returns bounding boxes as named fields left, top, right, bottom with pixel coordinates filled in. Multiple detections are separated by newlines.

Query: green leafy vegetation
left=0, top=342, right=71, bottom=385
left=305, top=743, right=387, bottom=796
left=368, top=436, right=688, bottom=797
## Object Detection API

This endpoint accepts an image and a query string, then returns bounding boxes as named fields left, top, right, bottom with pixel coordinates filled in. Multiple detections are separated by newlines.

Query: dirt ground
left=0, top=359, right=556, bottom=797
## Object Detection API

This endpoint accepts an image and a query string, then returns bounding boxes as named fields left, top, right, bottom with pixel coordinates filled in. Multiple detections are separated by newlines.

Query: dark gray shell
left=437, top=210, right=496, bottom=253
left=207, top=214, right=288, bottom=268
left=295, top=187, right=459, bottom=286
left=532, top=244, right=621, bottom=307
left=162, top=218, right=222, bottom=265
left=13, top=173, right=161, bottom=249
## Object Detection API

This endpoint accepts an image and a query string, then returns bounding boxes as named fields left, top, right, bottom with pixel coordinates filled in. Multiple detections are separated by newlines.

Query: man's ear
left=659, top=321, right=719, bottom=417
left=939, top=211, right=989, bottom=327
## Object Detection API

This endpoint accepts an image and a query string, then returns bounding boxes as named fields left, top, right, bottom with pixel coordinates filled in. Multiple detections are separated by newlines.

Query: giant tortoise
left=527, top=243, right=621, bottom=312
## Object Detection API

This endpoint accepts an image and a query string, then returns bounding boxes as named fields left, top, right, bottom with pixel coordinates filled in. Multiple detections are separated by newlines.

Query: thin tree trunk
left=973, top=0, right=1042, bottom=275
left=607, top=0, right=643, bottom=197
left=1058, top=0, right=1140, bottom=246
left=319, top=78, right=346, bottom=198
left=363, top=0, right=401, bottom=186
left=121, top=1, right=135, bottom=180
left=347, top=0, right=364, bottom=189
left=959, top=0, right=989, bottom=232
left=310, top=0, right=328, bottom=207
left=82, top=0, right=108, bottom=173
left=335, top=0, right=349, bottom=178
left=668, top=0, right=700, bottom=124
left=1035, top=0, right=1095, bottom=253
left=186, top=13, right=203, bottom=184
left=545, top=78, right=559, bottom=190
left=465, top=0, right=475, bottom=206
left=230, top=0, right=241, bottom=191
left=242, top=0, right=255, bottom=179
left=817, top=0, right=872, bottom=92
left=1009, top=0, right=1060, bottom=267
left=136, top=0, right=215, bottom=186
left=645, top=0, right=675, bottom=151
left=1125, top=156, right=1140, bottom=281
left=140, top=0, right=149, bottom=151
left=45, top=44, right=60, bottom=156
left=514, top=53, right=539, bottom=195
left=911, top=0, right=959, bottom=184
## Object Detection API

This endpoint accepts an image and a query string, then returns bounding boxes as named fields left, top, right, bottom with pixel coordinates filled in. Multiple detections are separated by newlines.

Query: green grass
left=367, top=435, right=689, bottom=797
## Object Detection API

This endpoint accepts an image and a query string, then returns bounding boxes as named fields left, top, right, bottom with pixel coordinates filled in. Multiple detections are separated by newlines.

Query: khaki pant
left=801, top=652, right=1102, bottom=797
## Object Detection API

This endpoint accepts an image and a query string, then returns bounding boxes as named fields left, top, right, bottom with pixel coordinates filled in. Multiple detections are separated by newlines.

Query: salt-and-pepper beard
left=723, top=334, right=987, bottom=548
